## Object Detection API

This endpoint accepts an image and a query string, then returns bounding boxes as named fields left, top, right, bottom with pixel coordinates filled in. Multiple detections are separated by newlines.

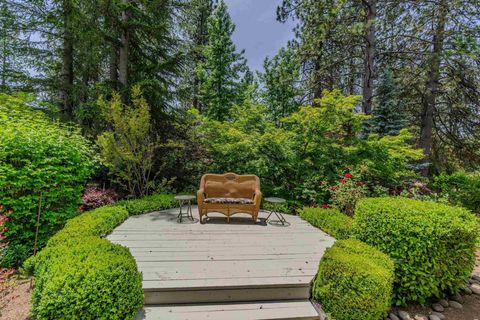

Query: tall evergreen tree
left=368, top=69, right=407, bottom=136
left=197, top=0, right=248, bottom=120
left=0, top=1, right=38, bottom=92
left=178, top=0, right=215, bottom=111
left=277, top=0, right=374, bottom=109
left=259, top=42, right=302, bottom=123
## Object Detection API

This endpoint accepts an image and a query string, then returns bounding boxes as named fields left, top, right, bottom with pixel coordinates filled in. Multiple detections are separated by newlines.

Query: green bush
left=299, top=207, right=352, bottom=239
left=193, top=90, right=422, bottom=205
left=434, top=171, right=480, bottom=213
left=0, top=93, right=94, bottom=267
left=24, top=205, right=143, bottom=320
left=353, top=197, right=479, bottom=305
left=119, top=193, right=176, bottom=215
left=313, top=239, right=394, bottom=320
left=45, top=206, right=129, bottom=248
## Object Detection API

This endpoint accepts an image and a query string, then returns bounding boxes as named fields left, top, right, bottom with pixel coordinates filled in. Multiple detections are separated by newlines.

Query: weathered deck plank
left=136, top=300, right=319, bottom=320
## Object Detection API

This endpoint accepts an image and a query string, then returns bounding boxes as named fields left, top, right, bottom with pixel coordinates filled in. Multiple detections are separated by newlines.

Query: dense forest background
left=1, top=0, right=480, bottom=191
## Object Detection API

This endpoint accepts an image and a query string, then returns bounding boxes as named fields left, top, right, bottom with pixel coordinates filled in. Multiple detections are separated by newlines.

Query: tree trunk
left=105, top=0, right=119, bottom=87
left=60, top=0, right=74, bottom=117
left=312, top=59, right=323, bottom=102
left=361, top=0, right=376, bottom=114
left=118, top=0, right=131, bottom=88
left=418, top=2, right=447, bottom=176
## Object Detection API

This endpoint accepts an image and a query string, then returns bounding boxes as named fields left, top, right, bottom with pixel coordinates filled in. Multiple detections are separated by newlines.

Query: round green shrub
left=31, top=238, right=143, bottom=320
left=314, top=239, right=394, bottom=320
left=299, top=207, right=352, bottom=239
left=0, top=93, right=94, bottom=267
left=24, top=205, right=143, bottom=320
left=353, top=197, right=479, bottom=305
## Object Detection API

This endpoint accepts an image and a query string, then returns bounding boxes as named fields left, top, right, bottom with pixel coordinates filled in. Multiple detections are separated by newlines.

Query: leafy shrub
left=119, top=193, right=176, bottom=215
left=299, top=207, right=352, bottom=240
left=193, top=90, right=422, bottom=204
left=81, top=186, right=118, bottom=211
left=24, top=205, right=142, bottom=320
left=46, top=206, right=129, bottom=247
left=434, top=171, right=480, bottom=213
left=0, top=93, right=94, bottom=268
left=97, top=87, right=160, bottom=197
left=328, top=172, right=367, bottom=216
left=353, top=197, right=479, bottom=305
left=313, top=239, right=394, bottom=320
left=30, top=238, right=142, bottom=320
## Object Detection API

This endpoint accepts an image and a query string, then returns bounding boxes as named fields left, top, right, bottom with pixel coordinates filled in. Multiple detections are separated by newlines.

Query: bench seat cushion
left=204, top=197, right=254, bottom=205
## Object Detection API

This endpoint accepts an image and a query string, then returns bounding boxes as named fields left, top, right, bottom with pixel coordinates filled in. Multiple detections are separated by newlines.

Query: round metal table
left=264, top=197, right=290, bottom=227
left=175, top=195, right=196, bottom=223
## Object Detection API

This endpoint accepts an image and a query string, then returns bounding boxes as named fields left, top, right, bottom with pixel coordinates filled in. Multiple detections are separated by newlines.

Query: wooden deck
left=108, top=206, right=334, bottom=319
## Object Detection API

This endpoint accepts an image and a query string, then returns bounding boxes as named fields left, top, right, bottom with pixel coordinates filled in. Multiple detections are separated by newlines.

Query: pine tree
left=368, top=69, right=407, bottom=136
left=259, top=43, right=302, bottom=123
left=197, top=0, right=248, bottom=121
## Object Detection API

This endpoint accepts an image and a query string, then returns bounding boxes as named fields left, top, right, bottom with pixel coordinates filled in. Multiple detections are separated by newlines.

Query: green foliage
left=118, top=193, right=176, bottom=216
left=313, top=239, right=394, bottom=320
left=46, top=206, right=129, bottom=247
left=434, top=171, right=480, bottom=213
left=299, top=207, right=352, bottom=240
left=353, top=197, right=479, bottom=305
left=24, top=205, right=143, bottom=320
left=367, top=69, right=408, bottom=136
left=97, top=87, right=160, bottom=197
left=197, top=0, right=249, bottom=120
left=0, top=93, right=94, bottom=268
left=260, top=43, right=302, bottom=122
left=193, top=90, right=422, bottom=203
left=328, top=173, right=367, bottom=216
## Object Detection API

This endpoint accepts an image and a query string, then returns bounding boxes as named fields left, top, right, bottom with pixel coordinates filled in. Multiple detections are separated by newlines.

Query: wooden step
left=136, top=300, right=319, bottom=320
left=144, top=280, right=311, bottom=304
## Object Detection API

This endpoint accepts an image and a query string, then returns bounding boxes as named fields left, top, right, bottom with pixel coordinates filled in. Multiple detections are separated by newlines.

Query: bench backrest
left=200, top=173, right=260, bottom=199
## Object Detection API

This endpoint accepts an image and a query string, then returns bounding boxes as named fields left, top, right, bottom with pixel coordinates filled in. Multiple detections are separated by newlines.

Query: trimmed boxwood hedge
left=299, top=207, right=352, bottom=239
left=313, top=239, right=394, bottom=320
left=118, top=193, right=176, bottom=215
left=23, top=205, right=143, bottom=320
left=23, top=194, right=175, bottom=320
left=353, top=197, right=479, bottom=305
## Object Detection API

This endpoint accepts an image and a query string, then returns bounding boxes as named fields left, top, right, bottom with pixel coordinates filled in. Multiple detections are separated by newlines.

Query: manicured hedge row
left=118, top=193, right=176, bottom=215
left=23, top=204, right=145, bottom=319
left=299, top=207, right=352, bottom=239
left=313, top=239, right=394, bottom=320
left=353, top=197, right=479, bottom=305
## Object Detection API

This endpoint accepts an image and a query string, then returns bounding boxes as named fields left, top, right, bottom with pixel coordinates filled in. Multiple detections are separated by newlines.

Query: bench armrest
left=253, top=189, right=262, bottom=208
left=197, top=188, right=205, bottom=205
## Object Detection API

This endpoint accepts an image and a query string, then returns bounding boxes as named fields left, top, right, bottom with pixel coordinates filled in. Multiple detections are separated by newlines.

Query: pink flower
left=340, top=179, right=347, bottom=184
left=320, top=204, right=331, bottom=209
left=344, top=173, right=352, bottom=179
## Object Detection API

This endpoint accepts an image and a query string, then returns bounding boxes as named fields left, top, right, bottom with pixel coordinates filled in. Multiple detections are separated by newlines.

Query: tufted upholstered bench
left=197, top=173, right=262, bottom=224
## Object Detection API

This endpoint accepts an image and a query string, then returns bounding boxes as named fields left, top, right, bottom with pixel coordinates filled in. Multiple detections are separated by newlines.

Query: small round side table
left=175, top=195, right=196, bottom=223
left=264, top=197, right=290, bottom=227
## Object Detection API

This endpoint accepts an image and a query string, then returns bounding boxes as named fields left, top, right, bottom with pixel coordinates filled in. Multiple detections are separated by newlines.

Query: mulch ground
left=0, top=275, right=32, bottom=320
